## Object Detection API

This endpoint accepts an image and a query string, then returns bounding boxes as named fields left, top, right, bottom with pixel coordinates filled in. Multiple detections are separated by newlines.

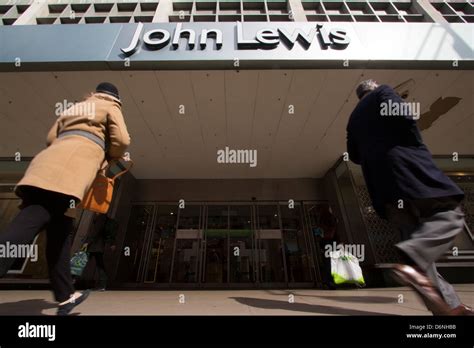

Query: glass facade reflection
left=204, top=205, right=228, bottom=283
left=117, top=201, right=329, bottom=287
left=229, top=205, right=254, bottom=283
left=281, top=203, right=313, bottom=282
left=144, top=206, right=177, bottom=283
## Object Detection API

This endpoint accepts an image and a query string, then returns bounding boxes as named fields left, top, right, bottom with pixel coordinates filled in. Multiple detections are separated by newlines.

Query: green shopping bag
left=330, top=250, right=365, bottom=286
left=70, top=245, right=89, bottom=277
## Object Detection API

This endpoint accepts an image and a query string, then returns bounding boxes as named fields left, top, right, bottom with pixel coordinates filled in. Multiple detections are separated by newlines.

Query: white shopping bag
left=329, top=250, right=365, bottom=286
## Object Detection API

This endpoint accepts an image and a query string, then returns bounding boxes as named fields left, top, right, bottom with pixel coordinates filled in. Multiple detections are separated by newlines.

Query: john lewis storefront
left=0, top=0, right=473, bottom=288
left=116, top=201, right=326, bottom=288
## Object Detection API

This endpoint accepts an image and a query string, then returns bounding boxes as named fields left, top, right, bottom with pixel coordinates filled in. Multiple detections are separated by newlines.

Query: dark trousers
left=0, top=186, right=75, bottom=302
left=89, top=252, right=107, bottom=288
left=318, top=238, right=337, bottom=286
left=385, top=196, right=467, bottom=309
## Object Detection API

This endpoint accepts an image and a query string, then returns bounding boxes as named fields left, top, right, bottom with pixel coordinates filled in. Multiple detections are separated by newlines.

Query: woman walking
left=0, top=82, right=130, bottom=315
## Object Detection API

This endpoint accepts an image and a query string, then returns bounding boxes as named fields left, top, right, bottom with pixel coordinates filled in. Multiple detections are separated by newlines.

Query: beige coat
left=16, top=92, right=131, bottom=203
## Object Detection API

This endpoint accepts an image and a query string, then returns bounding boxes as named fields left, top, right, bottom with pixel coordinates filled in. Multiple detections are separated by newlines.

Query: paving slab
left=0, top=285, right=472, bottom=316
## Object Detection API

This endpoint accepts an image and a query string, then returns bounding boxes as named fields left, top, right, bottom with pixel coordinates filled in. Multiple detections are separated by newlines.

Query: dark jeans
left=318, top=238, right=337, bottom=286
left=385, top=196, right=466, bottom=309
left=89, top=252, right=107, bottom=288
left=0, top=186, right=75, bottom=302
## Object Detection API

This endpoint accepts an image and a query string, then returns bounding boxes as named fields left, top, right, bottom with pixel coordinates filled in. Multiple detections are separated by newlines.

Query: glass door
left=143, top=205, right=177, bottom=283
left=203, top=205, right=229, bottom=284
left=116, top=204, right=155, bottom=283
left=280, top=202, right=314, bottom=283
left=171, top=204, right=203, bottom=283
left=303, top=202, right=329, bottom=286
left=116, top=201, right=323, bottom=287
left=255, top=204, right=287, bottom=284
left=229, top=204, right=255, bottom=284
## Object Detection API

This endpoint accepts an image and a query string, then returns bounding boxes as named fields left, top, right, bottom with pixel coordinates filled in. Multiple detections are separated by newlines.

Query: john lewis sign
left=2, top=22, right=471, bottom=71
left=121, top=22, right=351, bottom=56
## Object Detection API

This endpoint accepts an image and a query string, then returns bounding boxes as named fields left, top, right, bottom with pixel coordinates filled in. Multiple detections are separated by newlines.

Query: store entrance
left=116, top=201, right=323, bottom=288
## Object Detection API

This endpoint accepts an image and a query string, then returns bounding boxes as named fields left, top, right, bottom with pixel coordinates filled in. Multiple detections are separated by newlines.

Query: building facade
left=0, top=0, right=473, bottom=288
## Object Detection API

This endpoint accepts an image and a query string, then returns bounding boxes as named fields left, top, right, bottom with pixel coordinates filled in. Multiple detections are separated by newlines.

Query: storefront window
left=172, top=238, right=200, bottom=283
left=281, top=203, right=313, bottom=282
left=229, top=205, right=254, bottom=283
left=116, top=205, right=154, bottom=282
left=178, top=204, right=201, bottom=229
left=204, top=205, right=228, bottom=283
left=256, top=204, right=285, bottom=282
left=256, top=204, right=280, bottom=229
left=144, top=205, right=177, bottom=283
left=113, top=201, right=323, bottom=286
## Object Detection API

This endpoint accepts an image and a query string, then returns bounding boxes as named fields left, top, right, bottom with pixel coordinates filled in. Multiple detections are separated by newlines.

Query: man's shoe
left=57, top=290, right=90, bottom=316
left=449, top=304, right=474, bottom=316
left=391, top=264, right=451, bottom=315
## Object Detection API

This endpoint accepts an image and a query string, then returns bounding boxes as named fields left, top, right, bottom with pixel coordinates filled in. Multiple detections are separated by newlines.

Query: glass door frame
left=254, top=202, right=288, bottom=287
left=135, top=203, right=158, bottom=283
left=279, top=200, right=319, bottom=286
left=200, top=202, right=260, bottom=288
left=169, top=203, right=204, bottom=287
left=228, top=203, right=258, bottom=287
left=302, top=201, right=326, bottom=287
left=125, top=200, right=326, bottom=288
left=200, top=203, right=229, bottom=287
left=142, top=203, right=179, bottom=284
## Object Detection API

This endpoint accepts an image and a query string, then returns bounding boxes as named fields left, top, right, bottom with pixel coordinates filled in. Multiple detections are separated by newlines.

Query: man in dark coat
left=346, top=79, right=472, bottom=315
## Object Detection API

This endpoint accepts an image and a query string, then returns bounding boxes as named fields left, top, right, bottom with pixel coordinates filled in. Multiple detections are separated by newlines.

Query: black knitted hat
left=96, top=82, right=120, bottom=100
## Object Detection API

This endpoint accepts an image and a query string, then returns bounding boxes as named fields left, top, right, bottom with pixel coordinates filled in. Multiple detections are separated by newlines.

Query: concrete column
left=288, top=0, right=307, bottom=22
left=153, top=0, right=173, bottom=22
left=13, top=0, right=48, bottom=25
left=414, top=0, right=448, bottom=23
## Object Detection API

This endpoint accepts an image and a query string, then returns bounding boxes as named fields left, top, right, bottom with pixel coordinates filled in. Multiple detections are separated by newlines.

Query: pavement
left=0, top=284, right=472, bottom=316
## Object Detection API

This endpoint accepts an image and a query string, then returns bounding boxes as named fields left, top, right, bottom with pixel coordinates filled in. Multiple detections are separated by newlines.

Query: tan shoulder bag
left=79, top=159, right=133, bottom=214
